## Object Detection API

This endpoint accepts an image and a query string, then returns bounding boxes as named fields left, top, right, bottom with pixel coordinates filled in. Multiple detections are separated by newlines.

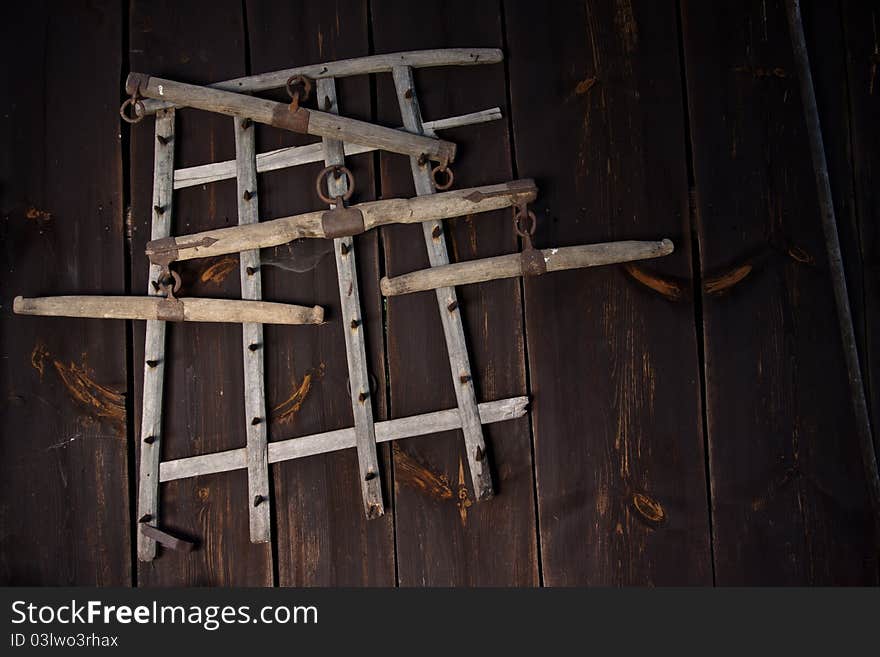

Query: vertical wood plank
left=244, top=0, right=395, bottom=585
left=234, top=116, right=273, bottom=544
left=130, top=0, right=273, bottom=585
left=318, top=76, right=386, bottom=519
left=505, top=0, right=713, bottom=585
left=372, top=0, right=538, bottom=585
left=681, top=0, right=878, bottom=583
left=0, top=0, right=130, bottom=584
left=392, top=64, right=493, bottom=502
left=840, top=0, right=880, bottom=457
left=137, top=110, right=176, bottom=561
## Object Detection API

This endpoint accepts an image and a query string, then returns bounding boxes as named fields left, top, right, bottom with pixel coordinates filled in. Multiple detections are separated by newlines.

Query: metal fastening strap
left=156, top=298, right=185, bottom=322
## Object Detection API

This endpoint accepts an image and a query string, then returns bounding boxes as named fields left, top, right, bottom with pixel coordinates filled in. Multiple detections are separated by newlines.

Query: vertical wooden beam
left=317, top=76, right=385, bottom=518
left=391, top=64, right=493, bottom=501
left=681, top=0, right=877, bottom=583
left=505, top=0, right=712, bottom=584
left=234, top=116, right=273, bottom=543
left=137, top=109, right=175, bottom=562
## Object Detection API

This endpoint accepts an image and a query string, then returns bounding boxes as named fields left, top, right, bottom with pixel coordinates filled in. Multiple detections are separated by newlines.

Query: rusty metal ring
left=514, top=208, right=537, bottom=238
left=120, top=97, right=145, bottom=124
left=286, top=75, right=313, bottom=104
left=158, top=269, right=182, bottom=297
left=431, top=165, right=454, bottom=191
left=315, top=165, right=355, bottom=205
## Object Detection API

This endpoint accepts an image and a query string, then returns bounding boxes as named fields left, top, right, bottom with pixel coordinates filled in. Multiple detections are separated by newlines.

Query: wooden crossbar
left=138, top=49, right=503, bottom=116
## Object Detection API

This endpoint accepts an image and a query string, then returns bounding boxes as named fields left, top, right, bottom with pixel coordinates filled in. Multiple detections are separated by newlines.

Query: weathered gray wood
left=159, top=396, right=529, bottom=482
left=13, top=295, right=324, bottom=325
left=380, top=240, right=675, bottom=296
left=146, top=180, right=537, bottom=263
left=139, top=49, right=503, bottom=115
left=234, top=116, right=272, bottom=543
left=319, top=76, right=384, bottom=519
left=137, top=109, right=174, bottom=562
left=392, top=65, right=492, bottom=500
left=173, top=108, right=502, bottom=189
left=126, top=73, right=456, bottom=164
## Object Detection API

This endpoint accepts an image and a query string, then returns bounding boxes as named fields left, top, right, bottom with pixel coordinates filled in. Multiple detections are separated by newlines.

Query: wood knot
left=631, top=492, right=666, bottom=526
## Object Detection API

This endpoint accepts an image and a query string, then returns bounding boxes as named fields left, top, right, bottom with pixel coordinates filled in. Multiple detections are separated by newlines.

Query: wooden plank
left=380, top=239, right=675, bottom=295
left=505, top=0, right=712, bottom=584
left=0, top=0, right=130, bottom=585
left=129, top=0, right=273, bottom=586
left=840, top=0, right=880, bottom=488
left=373, top=0, right=538, bottom=585
left=160, top=397, right=530, bottom=482
left=244, top=0, right=395, bottom=586
left=319, top=76, right=385, bottom=518
left=137, top=110, right=175, bottom=562
left=146, top=181, right=536, bottom=262
left=392, top=64, right=492, bottom=502
left=680, top=0, right=877, bottom=583
left=128, top=73, right=457, bottom=164
left=234, top=116, right=272, bottom=544
left=173, top=108, right=503, bottom=189
left=140, top=48, right=503, bottom=115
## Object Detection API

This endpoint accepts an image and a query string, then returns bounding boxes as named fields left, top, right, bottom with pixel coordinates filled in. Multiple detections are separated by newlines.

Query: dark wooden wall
left=1, top=0, right=877, bottom=586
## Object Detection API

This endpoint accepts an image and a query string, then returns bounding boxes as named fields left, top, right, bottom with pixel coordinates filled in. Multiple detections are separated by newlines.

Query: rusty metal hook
left=119, top=96, right=145, bottom=124
left=315, top=165, right=355, bottom=205
left=286, top=74, right=313, bottom=112
left=513, top=205, right=537, bottom=239
left=157, top=268, right=182, bottom=300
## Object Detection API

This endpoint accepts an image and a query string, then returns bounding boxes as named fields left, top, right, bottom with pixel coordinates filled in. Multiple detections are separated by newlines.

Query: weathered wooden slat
left=13, top=295, right=324, bottom=325
left=137, top=109, right=175, bottom=562
left=244, top=0, right=394, bottom=586
left=173, top=108, right=502, bottom=189
left=319, top=76, right=385, bottom=518
left=0, top=0, right=130, bottom=584
left=127, top=73, right=456, bottom=164
left=681, top=0, right=876, bottom=583
left=159, top=397, right=529, bottom=482
left=391, top=64, right=492, bottom=501
left=130, top=0, right=272, bottom=586
left=139, top=48, right=503, bottom=115
left=145, top=180, right=537, bottom=262
left=380, top=239, right=674, bottom=296
left=506, top=0, right=712, bottom=584
left=234, top=116, right=272, bottom=544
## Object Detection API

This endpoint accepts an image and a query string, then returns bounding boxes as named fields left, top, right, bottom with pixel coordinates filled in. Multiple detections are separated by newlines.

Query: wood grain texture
left=0, top=0, right=130, bottom=584
left=245, top=0, right=395, bottom=586
left=840, top=0, right=880, bottom=476
left=506, top=0, right=712, bottom=585
left=373, top=0, right=539, bottom=586
left=129, top=0, right=273, bottom=586
left=681, top=0, right=878, bottom=584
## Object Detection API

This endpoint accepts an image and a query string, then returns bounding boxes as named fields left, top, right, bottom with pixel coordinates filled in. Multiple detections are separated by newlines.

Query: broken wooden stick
left=138, top=48, right=503, bottom=116
left=160, top=396, right=529, bottom=482
left=146, top=180, right=538, bottom=265
left=125, top=73, right=456, bottom=165
left=13, top=295, right=324, bottom=325
left=380, top=239, right=675, bottom=296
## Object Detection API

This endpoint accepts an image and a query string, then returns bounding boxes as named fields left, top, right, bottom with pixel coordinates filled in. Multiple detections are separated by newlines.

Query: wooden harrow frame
left=15, top=48, right=674, bottom=561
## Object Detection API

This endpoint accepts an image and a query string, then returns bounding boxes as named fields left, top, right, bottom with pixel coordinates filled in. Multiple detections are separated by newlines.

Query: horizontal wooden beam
left=159, top=396, right=528, bottom=482
left=14, top=295, right=324, bottom=325
left=138, top=48, right=503, bottom=115
left=146, top=180, right=538, bottom=264
left=126, top=73, right=455, bottom=164
left=380, top=239, right=675, bottom=296
left=173, top=108, right=502, bottom=189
